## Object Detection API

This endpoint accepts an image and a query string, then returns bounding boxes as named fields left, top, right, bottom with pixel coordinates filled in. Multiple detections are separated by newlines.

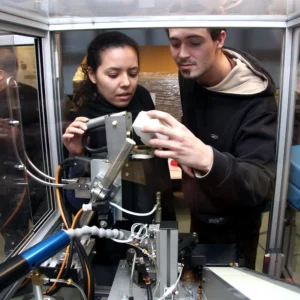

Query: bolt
left=8, top=120, right=19, bottom=126
left=193, top=232, right=197, bottom=236
left=125, top=163, right=129, bottom=167
left=125, top=173, right=129, bottom=177
left=112, top=120, right=118, bottom=126
left=14, top=164, right=24, bottom=170
left=78, top=185, right=81, bottom=188
left=100, top=221, right=107, bottom=228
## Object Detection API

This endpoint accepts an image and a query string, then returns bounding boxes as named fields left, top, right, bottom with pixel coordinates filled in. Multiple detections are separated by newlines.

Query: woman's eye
left=108, top=74, right=118, bottom=78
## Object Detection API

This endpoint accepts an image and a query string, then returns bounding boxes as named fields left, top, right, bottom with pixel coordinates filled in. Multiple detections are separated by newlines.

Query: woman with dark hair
left=63, top=31, right=175, bottom=232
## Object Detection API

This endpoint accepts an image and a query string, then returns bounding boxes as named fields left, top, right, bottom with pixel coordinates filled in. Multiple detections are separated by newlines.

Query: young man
left=142, top=28, right=277, bottom=269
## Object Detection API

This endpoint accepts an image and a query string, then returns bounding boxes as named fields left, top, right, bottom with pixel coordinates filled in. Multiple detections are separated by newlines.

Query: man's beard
left=180, top=69, right=199, bottom=79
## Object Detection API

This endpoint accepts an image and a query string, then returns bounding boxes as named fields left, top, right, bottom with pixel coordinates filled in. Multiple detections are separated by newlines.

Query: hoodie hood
left=207, top=47, right=276, bottom=96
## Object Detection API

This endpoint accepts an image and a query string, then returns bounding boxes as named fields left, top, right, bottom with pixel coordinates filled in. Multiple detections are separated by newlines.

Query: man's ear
left=216, top=30, right=227, bottom=49
left=87, top=67, right=96, bottom=84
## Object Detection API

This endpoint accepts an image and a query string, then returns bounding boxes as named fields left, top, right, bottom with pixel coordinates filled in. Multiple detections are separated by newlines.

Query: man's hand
left=141, top=110, right=213, bottom=177
left=62, top=117, right=89, bottom=156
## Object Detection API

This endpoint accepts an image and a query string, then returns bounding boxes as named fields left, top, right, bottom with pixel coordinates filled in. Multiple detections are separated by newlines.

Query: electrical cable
left=146, top=284, right=151, bottom=300
left=149, top=284, right=153, bottom=300
left=44, top=278, right=87, bottom=300
left=131, top=223, right=148, bottom=241
left=146, top=284, right=153, bottom=300
left=110, top=202, right=158, bottom=216
left=17, top=277, right=31, bottom=291
left=55, top=163, right=93, bottom=299
left=156, top=265, right=184, bottom=300
left=44, top=209, right=83, bottom=295
left=129, top=250, right=137, bottom=298
left=44, top=165, right=90, bottom=297
left=24, top=152, right=75, bottom=183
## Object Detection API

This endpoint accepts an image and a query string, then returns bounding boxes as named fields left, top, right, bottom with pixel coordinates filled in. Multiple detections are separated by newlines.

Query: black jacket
left=179, top=48, right=278, bottom=218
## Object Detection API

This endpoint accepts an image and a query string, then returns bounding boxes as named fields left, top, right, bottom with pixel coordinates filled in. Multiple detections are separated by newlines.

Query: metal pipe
left=32, top=285, right=43, bottom=300
left=101, top=138, right=136, bottom=190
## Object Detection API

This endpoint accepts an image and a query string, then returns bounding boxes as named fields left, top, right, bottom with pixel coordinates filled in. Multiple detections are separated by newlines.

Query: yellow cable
left=44, top=165, right=91, bottom=299
left=44, top=166, right=83, bottom=295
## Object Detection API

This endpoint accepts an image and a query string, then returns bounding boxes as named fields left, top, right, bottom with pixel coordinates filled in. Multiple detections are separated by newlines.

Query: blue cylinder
left=21, top=230, right=70, bottom=269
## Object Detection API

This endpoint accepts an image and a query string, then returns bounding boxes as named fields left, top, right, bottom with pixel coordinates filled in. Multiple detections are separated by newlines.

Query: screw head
left=100, top=221, right=107, bottom=228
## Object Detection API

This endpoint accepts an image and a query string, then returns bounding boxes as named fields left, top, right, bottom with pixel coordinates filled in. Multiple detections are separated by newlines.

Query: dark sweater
left=179, top=48, right=278, bottom=218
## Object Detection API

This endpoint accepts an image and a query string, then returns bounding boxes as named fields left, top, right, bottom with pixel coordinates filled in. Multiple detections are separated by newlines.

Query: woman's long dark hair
left=72, top=31, right=140, bottom=110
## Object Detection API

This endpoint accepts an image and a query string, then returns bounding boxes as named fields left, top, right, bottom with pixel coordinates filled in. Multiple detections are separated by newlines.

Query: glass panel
left=1, top=0, right=48, bottom=15
left=49, top=0, right=286, bottom=17
left=59, top=28, right=282, bottom=276
left=288, top=0, right=300, bottom=15
left=286, top=29, right=300, bottom=285
left=0, top=34, right=48, bottom=263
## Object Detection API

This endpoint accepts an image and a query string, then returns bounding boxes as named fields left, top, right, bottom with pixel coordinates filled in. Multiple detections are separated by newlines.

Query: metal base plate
left=108, top=261, right=196, bottom=300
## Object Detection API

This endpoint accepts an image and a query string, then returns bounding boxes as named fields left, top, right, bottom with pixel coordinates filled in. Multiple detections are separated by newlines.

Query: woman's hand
left=62, top=117, right=89, bottom=156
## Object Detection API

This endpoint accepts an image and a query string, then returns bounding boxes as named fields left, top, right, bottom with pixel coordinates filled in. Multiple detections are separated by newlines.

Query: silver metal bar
left=0, top=18, right=46, bottom=37
left=101, top=138, right=135, bottom=190
left=32, top=285, right=43, bottom=300
left=42, top=32, right=60, bottom=181
left=0, top=6, right=48, bottom=24
left=156, top=227, right=168, bottom=297
left=49, top=19, right=287, bottom=31
left=268, top=28, right=300, bottom=257
left=287, top=15, right=300, bottom=28
left=169, top=227, right=179, bottom=287
left=287, top=11, right=300, bottom=21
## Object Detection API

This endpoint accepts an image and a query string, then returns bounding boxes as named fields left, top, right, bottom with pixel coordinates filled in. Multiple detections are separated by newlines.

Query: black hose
left=81, top=126, right=107, bottom=154
left=146, top=285, right=151, bottom=300
left=47, top=162, right=94, bottom=299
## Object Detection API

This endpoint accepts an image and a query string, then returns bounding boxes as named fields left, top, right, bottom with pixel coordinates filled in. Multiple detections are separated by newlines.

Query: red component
left=170, top=160, right=178, bottom=167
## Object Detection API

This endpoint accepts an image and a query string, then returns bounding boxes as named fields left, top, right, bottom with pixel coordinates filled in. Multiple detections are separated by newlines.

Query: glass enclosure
left=48, top=0, right=287, bottom=17
left=1, top=0, right=289, bottom=17
left=0, top=0, right=300, bottom=299
left=0, top=34, right=49, bottom=264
